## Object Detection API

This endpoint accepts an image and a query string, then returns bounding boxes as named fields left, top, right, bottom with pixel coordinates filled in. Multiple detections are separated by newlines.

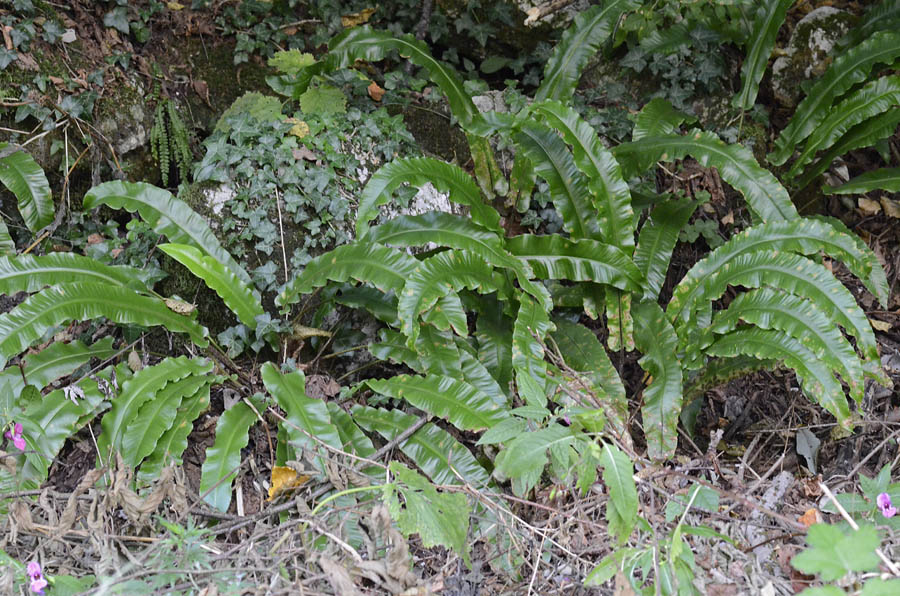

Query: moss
left=396, top=103, right=470, bottom=163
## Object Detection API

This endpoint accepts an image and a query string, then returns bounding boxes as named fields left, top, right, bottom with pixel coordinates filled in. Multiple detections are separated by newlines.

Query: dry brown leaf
left=55, top=467, right=105, bottom=538
left=167, top=1, right=185, bottom=9
left=870, top=318, right=892, bottom=332
left=858, top=197, right=881, bottom=215
left=319, top=556, right=364, bottom=595
left=0, top=451, right=16, bottom=476
left=292, top=147, right=318, bottom=162
left=87, top=233, right=104, bottom=244
left=127, top=351, right=143, bottom=372
left=164, top=298, right=195, bottom=315
left=881, top=197, right=900, bottom=218
left=798, top=508, right=822, bottom=527
left=267, top=465, right=310, bottom=501
left=367, top=81, right=385, bottom=102
left=341, top=7, right=376, bottom=28
left=720, top=210, right=734, bottom=225
left=16, top=52, right=38, bottom=71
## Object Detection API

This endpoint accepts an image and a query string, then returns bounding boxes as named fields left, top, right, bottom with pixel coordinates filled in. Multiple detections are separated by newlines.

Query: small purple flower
left=4, top=422, right=25, bottom=451
left=877, top=492, right=897, bottom=518
left=25, top=561, right=47, bottom=594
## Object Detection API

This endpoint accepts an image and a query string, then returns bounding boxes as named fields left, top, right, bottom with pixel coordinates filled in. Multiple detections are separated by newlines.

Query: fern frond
left=733, top=0, right=793, bottom=111
left=0, top=143, right=53, bottom=233
left=0, top=253, right=149, bottom=294
left=824, top=167, right=900, bottom=195
left=634, top=198, right=698, bottom=300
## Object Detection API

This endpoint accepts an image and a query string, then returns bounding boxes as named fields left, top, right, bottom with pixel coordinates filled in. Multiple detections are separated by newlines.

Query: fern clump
left=150, top=99, right=192, bottom=187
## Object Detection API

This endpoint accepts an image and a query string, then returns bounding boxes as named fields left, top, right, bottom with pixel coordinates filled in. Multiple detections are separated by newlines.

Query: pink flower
left=29, top=576, right=47, bottom=594
left=25, top=561, right=47, bottom=594
left=4, top=422, right=25, bottom=451
left=877, top=493, right=897, bottom=518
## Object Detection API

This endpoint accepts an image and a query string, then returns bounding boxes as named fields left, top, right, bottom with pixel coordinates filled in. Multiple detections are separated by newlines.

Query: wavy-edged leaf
left=632, top=98, right=695, bottom=140
left=512, top=294, right=555, bottom=405
left=795, top=107, right=900, bottom=189
left=600, top=443, right=638, bottom=543
left=370, top=327, right=423, bottom=371
left=422, top=293, right=467, bottom=335
left=0, top=143, right=53, bottom=233
left=327, top=27, right=482, bottom=131
left=335, top=285, right=399, bottom=327
left=535, top=0, right=639, bottom=102
left=771, top=31, right=900, bottom=165
left=159, top=243, right=263, bottom=329
left=398, top=250, right=499, bottom=347
left=843, top=0, right=900, bottom=48
left=506, top=234, right=643, bottom=291
left=494, top=424, right=578, bottom=496
left=733, top=0, right=792, bottom=111
left=475, top=299, right=514, bottom=394
left=83, top=181, right=251, bottom=286
left=326, top=402, right=376, bottom=459
left=532, top=100, right=635, bottom=251
left=137, top=383, right=212, bottom=485
left=510, top=150, right=536, bottom=213
left=98, top=356, right=213, bottom=464
left=356, top=157, right=500, bottom=238
left=515, top=122, right=602, bottom=240
left=788, top=76, right=900, bottom=178
left=261, top=362, right=343, bottom=462
left=605, top=289, right=634, bottom=352
left=417, top=326, right=464, bottom=377
left=200, top=396, right=263, bottom=512
left=277, top=243, right=417, bottom=307
left=633, top=301, right=682, bottom=460
left=458, top=349, right=507, bottom=406
left=14, top=336, right=116, bottom=396
left=634, top=198, right=697, bottom=299
left=614, top=129, right=798, bottom=222
left=0, top=253, right=148, bottom=294
left=0, top=221, right=13, bottom=256
left=667, top=218, right=890, bottom=322
left=366, top=374, right=508, bottom=431
left=0, top=283, right=208, bottom=368
left=685, top=355, right=776, bottom=401
left=711, top=287, right=864, bottom=402
left=824, top=167, right=900, bottom=195
left=707, top=328, right=851, bottom=427
left=351, top=405, right=492, bottom=487
left=123, top=374, right=213, bottom=469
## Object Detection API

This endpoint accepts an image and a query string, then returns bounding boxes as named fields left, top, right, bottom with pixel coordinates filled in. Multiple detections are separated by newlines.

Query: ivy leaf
left=103, top=7, right=131, bottom=34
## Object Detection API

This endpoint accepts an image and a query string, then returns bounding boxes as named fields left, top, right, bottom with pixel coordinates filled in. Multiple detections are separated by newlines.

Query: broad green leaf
left=327, top=27, right=482, bottom=131
left=824, top=167, right=900, bottom=195
left=860, top=579, right=900, bottom=596
left=531, top=101, right=635, bottom=251
left=334, top=285, right=399, bottom=327
left=475, top=298, right=514, bottom=393
left=605, top=289, right=634, bottom=352
left=326, top=402, right=376, bottom=459
left=356, top=157, right=500, bottom=238
left=791, top=523, right=880, bottom=581
left=787, top=76, right=900, bottom=178
left=468, top=133, right=507, bottom=199
left=0, top=143, right=53, bottom=233
left=515, top=122, right=602, bottom=241
left=633, top=301, right=682, bottom=460
left=0, top=221, right=13, bottom=255
left=708, top=328, right=852, bottom=428
left=506, top=234, right=643, bottom=291
left=494, top=424, right=577, bottom=496
left=423, top=293, right=467, bottom=335
left=98, top=357, right=213, bottom=464
left=535, top=1, right=639, bottom=103
left=159, top=243, right=264, bottom=329
left=366, top=374, right=508, bottom=431
left=387, top=461, right=471, bottom=568
left=733, top=0, right=792, bottom=111
left=84, top=181, right=251, bottom=286
left=632, top=98, right=695, bottom=140
left=277, top=243, right=417, bottom=307
left=711, top=287, right=865, bottom=402
left=509, top=151, right=536, bottom=212
left=369, top=328, right=423, bottom=371
left=11, top=336, right=116, bottom=396
left=770, top=31, right=900, bottom=165
left=458, top=349, right=507, bottom=406
left=476, top=417, right=528, bottom=446
left=512, top=294, right=555, bottom=401
left=600, top=443, right=638, bottom=543
left=298, top=84, right=346, bottom=115
left=0, top=283, right=209, bottom=368
left=200, top=396, right=262, bottom=512
left=351, top=405, right=492, bottom=487
left=685, top=355, right=775, bottom=401
left=634, top=198, right=697, bottom=299
left=416, top=326, right=464, bottom=377
left=261, top=363, right=344, bottom=465
left=613, top=129, right=798, bottom=222
left=0, top=253, right=148, bottom=294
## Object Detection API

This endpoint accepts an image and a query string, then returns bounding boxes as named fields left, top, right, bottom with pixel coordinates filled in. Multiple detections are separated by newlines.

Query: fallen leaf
left=720, top=210, right=734, bottom=225
left=285, top=117, right=310, bottom=138
left=16, top=52, right=38, bottom=71
left=87, top=233, right=104, bottom=244
left=858, top=197, right=881, bottom=215
left=192, top=79, right=212, bottom=109
left=164, top=298, right=195, bottom=315
left=61, top=29, right=76, bottom=43
left=167, top=1, right=185, bottom=9
left=127, top=351, right=143, bottom=372
left=870, top=318, right=892, bottom=332
left=367, top=81, right=385, bottom=102
left=268, top=466, right=309, bottom=501
left=292, top=147, right=318, bottom=161
left=341, top=7, right=376, bottom=28
left=798, top=508, right=822, bottom=527
left=881, top=197, right=900, bottom=218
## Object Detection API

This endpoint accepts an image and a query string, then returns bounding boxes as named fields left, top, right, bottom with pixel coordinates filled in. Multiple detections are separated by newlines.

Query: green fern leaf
left=634, top=198, right=697, bottom=300
left=421, top=294, right=467, bottom=336
left=515, top=122, right=603, bottom=240
left=506, top=234, right=643, bottom=290
left=0, top=253, right=149, bottom=294
left=83, top=181, right=252, bottom=286
left=631, top=98, right=695, bottom=140
left=824, top=167, right=900, bottom=195
left=512, top=294, right=555, bottom=407
left=277, top=243, right=417, bottom=307
left=0, top=143, right=53, bottom=233
left=0, top=283, right=208, bottom=368
left=334, top=285, right=400, bottom=326
left=98, top=356, right=213, bottom=464
left=137, top=382, right=212, bottom=485
left=771, top=31, right=900, bottom=165
left=844, top=0, right=900, bottom=48
left=357, top=158, right=501, bottom=238
left=417, top=326, right=465, bottom=377
left=535, top=0, right=639, bottom=103
left=494, top=424, right=578, bottom=496
left=711, top=287, right=864, bottom=402
left=795, top=107, right=900, bottom=190
left=475, top=300, right=514, bottom=393
left=327, top=402, right=376, bottom=459
left=532, top=100, right=635, bottom=251
left=6, top=336, right=116, bottom=396
left=633, top=301, right=682, bottom=460
left=787, top=75, right=900, bottom=178
left=0, top=221, right=13, bottom=256
left=733, top=0, right=793, bottom=111
left=366, top=374, right=508, bottom=431
left=327, top=27, right=482, bottom=132
left=605, top=289, right=634, bottom=352
left=351, top=405, right=492, bottom=487
left=159, top=243, right=263, bottom=329
left=685, top=355, right=776, bottom=401
left=458, top=349, right=507, bottom=404
left=707, top=328, right=852, bottom=428
left=200, top=396, right=263, bottom=512
left=370, top=328, right=424, bottom=370
left=613, top=129, right=798, bottom=222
